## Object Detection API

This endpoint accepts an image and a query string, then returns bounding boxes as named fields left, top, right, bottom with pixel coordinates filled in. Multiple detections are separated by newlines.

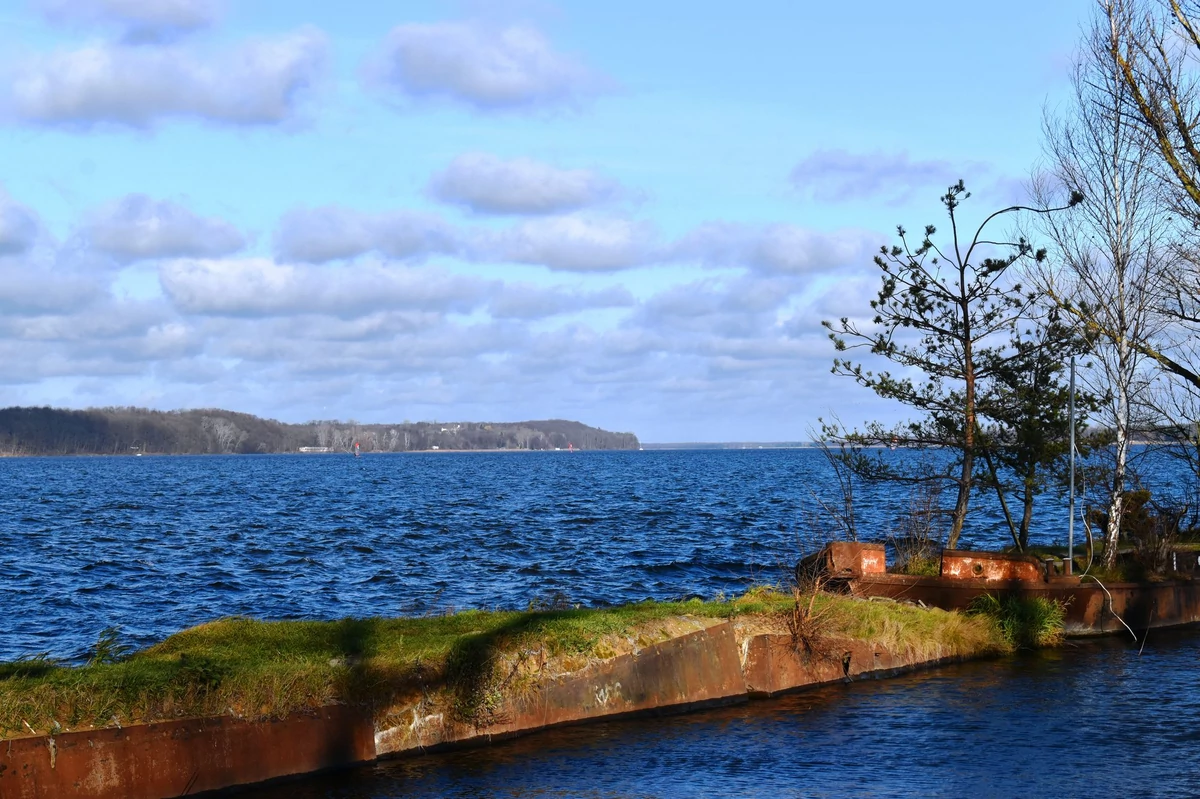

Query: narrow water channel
left=238, top=629, right=1200, bottom=798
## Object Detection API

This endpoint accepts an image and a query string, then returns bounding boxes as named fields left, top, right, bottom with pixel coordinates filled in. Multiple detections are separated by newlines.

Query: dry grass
left=815, top=594, right=1009, bottom=661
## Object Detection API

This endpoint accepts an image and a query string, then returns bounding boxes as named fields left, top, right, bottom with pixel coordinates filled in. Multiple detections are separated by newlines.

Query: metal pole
left=1068, top=356, right=1076, bottom=576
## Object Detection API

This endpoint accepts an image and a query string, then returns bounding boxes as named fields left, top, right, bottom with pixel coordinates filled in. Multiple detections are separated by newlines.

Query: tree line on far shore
left=0, top=406, right=640, bottom=456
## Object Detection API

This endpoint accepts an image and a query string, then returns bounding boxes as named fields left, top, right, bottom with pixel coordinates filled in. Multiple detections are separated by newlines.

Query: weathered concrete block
left=0, top=705, right=375, bottom=799
left=376, top=622, right=749, bottom=756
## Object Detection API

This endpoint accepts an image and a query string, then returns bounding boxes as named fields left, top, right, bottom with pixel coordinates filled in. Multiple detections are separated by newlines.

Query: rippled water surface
left=0, top=449, right=1150, bottom=660
left=241, top=630, right=1200, bottom=798
left=6, top=449, right=1199, bottom=797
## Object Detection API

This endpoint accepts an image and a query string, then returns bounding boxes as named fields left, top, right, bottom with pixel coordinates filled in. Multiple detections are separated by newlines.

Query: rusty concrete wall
left=0, top=705, right=374, bottom=799
left=375, top=621, right=749, bottom=755
left=848, top=573, right=1200, bottom=637
left=375, top=621, right=970, bottom=757
left=0, top=618, right=1010, bottom=799
left=740, top=634, right=968, bottom=697
left=825, top=542, right=887, bottom=577
left=940, top=550, right=1043, bottom=582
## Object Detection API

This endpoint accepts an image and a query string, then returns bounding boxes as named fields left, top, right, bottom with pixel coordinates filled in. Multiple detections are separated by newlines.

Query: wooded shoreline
left=0, top=406, right=640, bottom=456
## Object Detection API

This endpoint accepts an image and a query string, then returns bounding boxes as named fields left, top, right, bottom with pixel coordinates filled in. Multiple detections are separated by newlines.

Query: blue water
left=0, top=448, right=1163, bottom=661
left=239, top=630, right=1200, bottom=798
left=6, top=449, right=1199, bottom=797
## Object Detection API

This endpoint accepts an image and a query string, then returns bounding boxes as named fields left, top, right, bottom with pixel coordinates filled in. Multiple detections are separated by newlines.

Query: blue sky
left=0, top=0, right=1089, bottom=441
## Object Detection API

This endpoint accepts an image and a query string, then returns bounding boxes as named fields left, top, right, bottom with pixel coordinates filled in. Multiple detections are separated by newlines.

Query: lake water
left=5, top=449, right=1199, bottom=797
left=0, top=448, right=1168, bottom=661
left=239, top=629, right=1200, bottom=798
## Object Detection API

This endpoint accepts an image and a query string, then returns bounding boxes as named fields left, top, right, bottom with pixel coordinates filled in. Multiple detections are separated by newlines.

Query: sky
left=0, top=0, right=1093, bottom=442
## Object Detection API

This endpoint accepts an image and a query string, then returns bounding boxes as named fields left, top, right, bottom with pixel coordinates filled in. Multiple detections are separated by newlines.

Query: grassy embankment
left=0, top=589, right=1049, bottom=738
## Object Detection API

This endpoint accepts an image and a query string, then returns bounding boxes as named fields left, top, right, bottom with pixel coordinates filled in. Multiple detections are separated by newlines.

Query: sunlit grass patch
left=815, top=593, right=1009, bottom=660
left=967, top=594, right=1065, bottom=649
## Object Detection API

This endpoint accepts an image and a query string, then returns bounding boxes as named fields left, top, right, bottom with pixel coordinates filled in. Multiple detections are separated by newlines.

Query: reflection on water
left=241, top=630, right=1200, bottom=798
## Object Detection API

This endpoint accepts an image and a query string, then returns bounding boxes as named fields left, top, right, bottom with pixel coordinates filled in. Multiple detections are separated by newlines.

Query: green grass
left=0, top=589, right=1011, bottom=737
left=817, top=594, right=1008, bottom=660
left=967, top=594, right=1065, bottom=649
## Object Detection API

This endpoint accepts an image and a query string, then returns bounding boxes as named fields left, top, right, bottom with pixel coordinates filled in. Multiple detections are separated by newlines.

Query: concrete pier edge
left=0, top=620, right=984, bottom=799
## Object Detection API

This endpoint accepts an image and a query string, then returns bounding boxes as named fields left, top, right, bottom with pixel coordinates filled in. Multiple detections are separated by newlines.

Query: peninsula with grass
left=0, top=584, right=1058, bottom=798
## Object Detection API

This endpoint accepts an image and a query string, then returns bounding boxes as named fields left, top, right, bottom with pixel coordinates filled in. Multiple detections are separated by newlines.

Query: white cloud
left=0, top=267, right=98, bottom=315
left=491, top=214, right=658, bottom=271
left=429, top=152, right=617, bottom=214
left=0, top=194, right=896, bottom=440
left=83, top=194, right=245, bottom=262
left=365, top=21, right=601, bottom=111
left=790, top=149, right=967, bottom=204
left=275, top=204, right=659, bottom=271
left=806, top=274, right=878, bottom=321
left=488, top=282, right=634, bottom=319
left=159, top=258, right=492, bottom=318
left=633, top=276, right=799, bottom=339
left=37, top=0, right=220, bottom=42
left=273, top=206, right=460, bottom=263
left=672, top=222, right=875, bottom=274
left=9, top=28, right=326, bottom=127
left=0, top=191, right=39, bottom=256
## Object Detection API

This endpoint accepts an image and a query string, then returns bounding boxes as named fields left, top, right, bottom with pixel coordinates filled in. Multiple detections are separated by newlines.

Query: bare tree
left=1034, top=1, right=1175, bottom=568
left=200, top=415, right=248, bottom=454
left=1101, top=0, right=1200, bottom=385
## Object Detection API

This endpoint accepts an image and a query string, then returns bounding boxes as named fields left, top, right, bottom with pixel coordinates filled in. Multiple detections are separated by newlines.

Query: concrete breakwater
left=823, top=542, right=1200, bottom=636
left=0, top=614, right=991, bottom=799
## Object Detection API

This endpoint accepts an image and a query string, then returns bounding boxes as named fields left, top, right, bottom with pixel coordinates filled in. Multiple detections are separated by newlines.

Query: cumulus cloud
left=0, top=191, right=902, bottom=440
left=10, top=298, right=173, bottom=341
left=273, top=206, right=460, bottom=264
left=364, top=21, right=601, bottom=111
left=429, top=152, right=617, bottom=214
left=488, top=283, right=634, bottom=320
left=205, top=315, right=526, bottom=374
left=672, top=222, right=875, bottom=274
left=490, top=214, right=658, bottom=271
left=790, top=149, right=966, bottom=204
left=0, top=191, right=39, bottom=256
left=159, top=258, right=492, bottom=318
left=0, top=247, right=112, bottom=317
left=82, top=194, right=244, bottom=262
left=275, top=204, right=661, bottom=271
left=9, top=28, right=326, bottom=127
left=634, top=276, right=800, bottom=339
left=0, top=268, right=99, bottom=315
left=806, top=274, right=878, bottom=321
left=37, top=0, right=220, bottom=43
